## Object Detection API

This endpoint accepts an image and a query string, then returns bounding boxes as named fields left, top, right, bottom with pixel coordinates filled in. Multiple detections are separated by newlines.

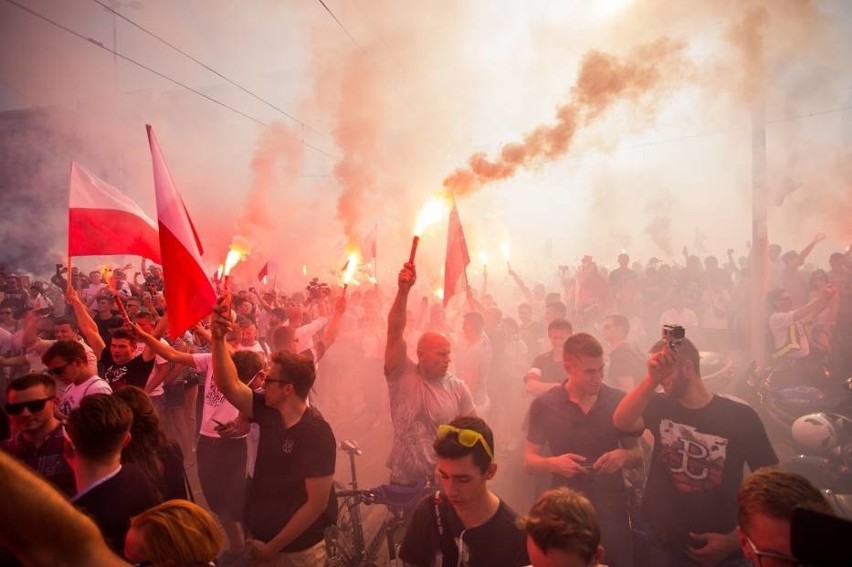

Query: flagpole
left=373, top=222, right=378, bottom=288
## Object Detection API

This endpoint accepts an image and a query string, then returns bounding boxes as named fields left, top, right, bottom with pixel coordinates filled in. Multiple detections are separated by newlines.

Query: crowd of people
left=0, top=236, right=850, bottom=567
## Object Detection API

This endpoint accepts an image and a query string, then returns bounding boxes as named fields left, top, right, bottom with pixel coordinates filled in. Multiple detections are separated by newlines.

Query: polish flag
left=68, top=162, right=161, bottom=262
left=146, top=125, right=216, bottom=337
left=257, top=262, right=269, bottom=283
left=443, top=202, right=470, bottom=307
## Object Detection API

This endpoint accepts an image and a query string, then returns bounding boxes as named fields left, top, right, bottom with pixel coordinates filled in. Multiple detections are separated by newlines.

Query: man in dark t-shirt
left=210, top=313, right=336, bottom=565
left=614, top=338, right=778, bottom=567
left=400, top=416, right=529, bottom=567
left=603, top=314, right=646, bottom=392
left=523, top=318, right=573, bottom=396
left=525, top=333, right=642, bottom=567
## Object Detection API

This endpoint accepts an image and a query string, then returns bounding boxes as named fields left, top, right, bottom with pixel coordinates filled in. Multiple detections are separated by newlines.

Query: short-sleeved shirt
left=100, top=349, right=155, bottom=389
left=769, top=311, right=809, bottom=359
left=246, top=393, right=337, bottom=550
left=526, top=350, right=565, bottom=384
left=60, top=375, right=112, bottom=415
left=385, top=359, right=475, bottom=483
left=399, top=495, right=530, bottom=567
left=641, top=394, right=778, bottom=549
left=192, top=353, right=245, bottom=439
left=1, top=424, right=76, bottom=496
left=607, top=342, right=646, bottom=389
left=527, top=383, right=636, bottom=499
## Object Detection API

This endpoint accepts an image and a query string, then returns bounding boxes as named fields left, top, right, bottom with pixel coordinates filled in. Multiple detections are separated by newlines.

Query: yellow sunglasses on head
left=437, top=424, right=494, bottom=462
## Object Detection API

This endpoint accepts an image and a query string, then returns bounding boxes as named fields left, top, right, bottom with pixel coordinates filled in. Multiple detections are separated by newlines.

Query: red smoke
left=443, top=38, right=691, bottom=197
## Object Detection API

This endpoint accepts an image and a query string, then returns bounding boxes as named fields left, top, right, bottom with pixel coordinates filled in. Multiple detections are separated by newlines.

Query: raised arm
left=790, top=285, right=836, bottom=322
left=133, top=324, right=195, bottom=367
left=795, top=233, right=826, bottom=267
left=210, top=300, right=254, bottom=417
left=613, top=349, right=674, bottom=432
left=508, top=267, right=533, bottom=302
left=322, top=294, right=347, bottom=351
left=65, top=288, right=105, bottom=359
left=386, top=263, right=415, bottom=375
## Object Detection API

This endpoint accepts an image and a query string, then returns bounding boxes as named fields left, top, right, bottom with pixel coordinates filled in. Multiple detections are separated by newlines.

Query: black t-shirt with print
left=246, top=393, right=337, bottom=550
left=100, top=348, right=154, bottom=389
left=400, top=494, right=529, bottom=567
left=641, top=394, right=778, bottom=548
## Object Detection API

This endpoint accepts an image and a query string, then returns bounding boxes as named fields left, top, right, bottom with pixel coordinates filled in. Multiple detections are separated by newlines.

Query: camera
left=662, top=324, right=685, bottom=351
left=306, top=278, right=331, bottom=301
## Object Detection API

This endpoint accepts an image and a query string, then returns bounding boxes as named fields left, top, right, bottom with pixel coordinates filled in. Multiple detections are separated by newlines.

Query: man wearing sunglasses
left=736, top=469, right=834, bottom=567
left=1, top=373, right=75, bottom=495
left=211, top=305, right=337, bottom=566
left=399, top=416, right=530, bottom=567
left=42, top=339, right=112, bottom=417
left=386, top=262, right=475, bottom=486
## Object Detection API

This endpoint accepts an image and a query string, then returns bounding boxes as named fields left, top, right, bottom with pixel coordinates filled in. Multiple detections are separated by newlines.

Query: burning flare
left=342, top=253, right=359, bottom=286
left=410, top=195, right=451, bottom=264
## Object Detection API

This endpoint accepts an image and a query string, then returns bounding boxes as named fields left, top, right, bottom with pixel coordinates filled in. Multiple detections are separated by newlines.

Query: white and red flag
left=146, top=125, right=216, bottom=337
left=443, top=201, right=470, bottom=307
left=257, top=261, right=269, bottom=283
left=68, top=161, right=161, bottom=262
left=361, top=224, right=377, bottom=262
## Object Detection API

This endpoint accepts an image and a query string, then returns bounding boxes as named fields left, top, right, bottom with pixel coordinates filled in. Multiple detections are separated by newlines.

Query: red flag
left=146, top=125, right=216, bottom=338
left=443, top=202, right=470, bottom=307
left=68, top=162, right=161, bottom=262
left=257, top=262, right=269, bottom=283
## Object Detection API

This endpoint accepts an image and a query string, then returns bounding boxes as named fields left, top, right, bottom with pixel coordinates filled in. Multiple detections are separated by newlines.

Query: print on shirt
left=205, top=380, right=227, bottom=407
left=659, top=418, right=727, bottom=493
left=103, top=364, right=128, bottom=387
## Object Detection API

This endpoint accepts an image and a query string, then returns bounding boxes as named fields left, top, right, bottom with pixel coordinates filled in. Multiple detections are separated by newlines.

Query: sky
left=1, top=0, right=851, bottom=291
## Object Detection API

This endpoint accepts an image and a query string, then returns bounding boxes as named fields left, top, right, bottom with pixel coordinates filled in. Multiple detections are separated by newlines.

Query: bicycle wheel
left=325, top=500, right=356, bottom=567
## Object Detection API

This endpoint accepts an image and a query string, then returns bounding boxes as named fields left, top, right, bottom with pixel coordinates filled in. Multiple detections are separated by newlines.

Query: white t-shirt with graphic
left=192, top=353, right=245, bottom=439
left=60, top=375, right=112, bottom=415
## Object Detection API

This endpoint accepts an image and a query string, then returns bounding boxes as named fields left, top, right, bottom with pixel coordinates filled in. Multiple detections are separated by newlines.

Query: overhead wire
left=89, top=0, right=336, bottom=148
left=2, top=0, right=340, bottom=161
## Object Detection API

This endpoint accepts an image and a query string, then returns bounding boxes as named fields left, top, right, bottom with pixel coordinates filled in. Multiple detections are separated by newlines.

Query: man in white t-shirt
left=133, top=325, right=256, bottom=560
left=767, top=286, right=836, bottom=362
left=42, top=340, right=111, bottom=416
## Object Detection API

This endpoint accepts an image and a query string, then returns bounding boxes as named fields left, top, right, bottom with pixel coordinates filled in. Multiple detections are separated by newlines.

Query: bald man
left=385, top=262, right=475, bottom=485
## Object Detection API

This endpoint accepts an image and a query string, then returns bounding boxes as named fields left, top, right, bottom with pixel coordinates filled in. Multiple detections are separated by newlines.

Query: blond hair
left=130, top=500, right=223, bottom=566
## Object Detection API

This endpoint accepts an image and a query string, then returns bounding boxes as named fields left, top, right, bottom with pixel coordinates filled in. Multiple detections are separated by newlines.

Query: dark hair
left=604, top=314, right=630, bottom=336
left=649, top=337, right=701, bottom=376
left=66, top=394, right=133, bottom=463
left=433, top=415, right=494, bottom=474
left=522, top=487, right=600, bottom=562
left=232, top=350, right=265, bottom=383
left=563, top=333, right=603, bottom=360
left=113, top=386, right=169, bottom=490
left=269, top=350, right=315, bottom=399
left=6, top=373, right=56, bottom=399
left=548, top=318, right=573, bottom=335
left=52, top=317, right=77, bottom=329
left=111, top=328, right=136, bottom=342
left=42, top=339, right=86, bottom=366
left=133, top=311, right=157, bottom=324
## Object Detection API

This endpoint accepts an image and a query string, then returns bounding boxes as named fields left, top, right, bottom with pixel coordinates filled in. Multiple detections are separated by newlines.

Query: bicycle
left=325, top=439, right=431, bottom=567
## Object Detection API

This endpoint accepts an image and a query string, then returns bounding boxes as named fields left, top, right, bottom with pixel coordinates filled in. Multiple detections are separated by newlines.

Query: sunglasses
left=47, top=362, right=73, bottom=376
left=263, top=378, right=292, bottom=388
left=437, top=424, right=494, bottom=462
left=743, top=534, right=802, bottom=567
left=5, top=397, right=52, bottom=415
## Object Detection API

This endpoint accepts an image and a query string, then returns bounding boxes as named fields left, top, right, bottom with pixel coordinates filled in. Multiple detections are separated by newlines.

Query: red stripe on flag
left=69, top=208, right=162, bottom=262
left=158, top=222, right=217, bottom=334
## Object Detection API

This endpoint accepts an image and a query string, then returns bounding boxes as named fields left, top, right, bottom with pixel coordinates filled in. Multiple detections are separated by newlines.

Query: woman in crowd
left=124, top=500, right=223, bottom=567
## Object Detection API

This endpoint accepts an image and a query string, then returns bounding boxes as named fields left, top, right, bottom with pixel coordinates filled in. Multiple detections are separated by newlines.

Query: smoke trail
left=442, top=37, right=691, bottom=197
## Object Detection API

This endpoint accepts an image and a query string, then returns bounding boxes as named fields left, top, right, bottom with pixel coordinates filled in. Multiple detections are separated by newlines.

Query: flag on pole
left=68, top=161, right=161, bottom=262
left=257, top=262, right=269, bottom=283
left=146, top=125, right=216, bottom=338
left=361, top=224, right=377, bottom=262
left=443, top=202, right=470, bottom=307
